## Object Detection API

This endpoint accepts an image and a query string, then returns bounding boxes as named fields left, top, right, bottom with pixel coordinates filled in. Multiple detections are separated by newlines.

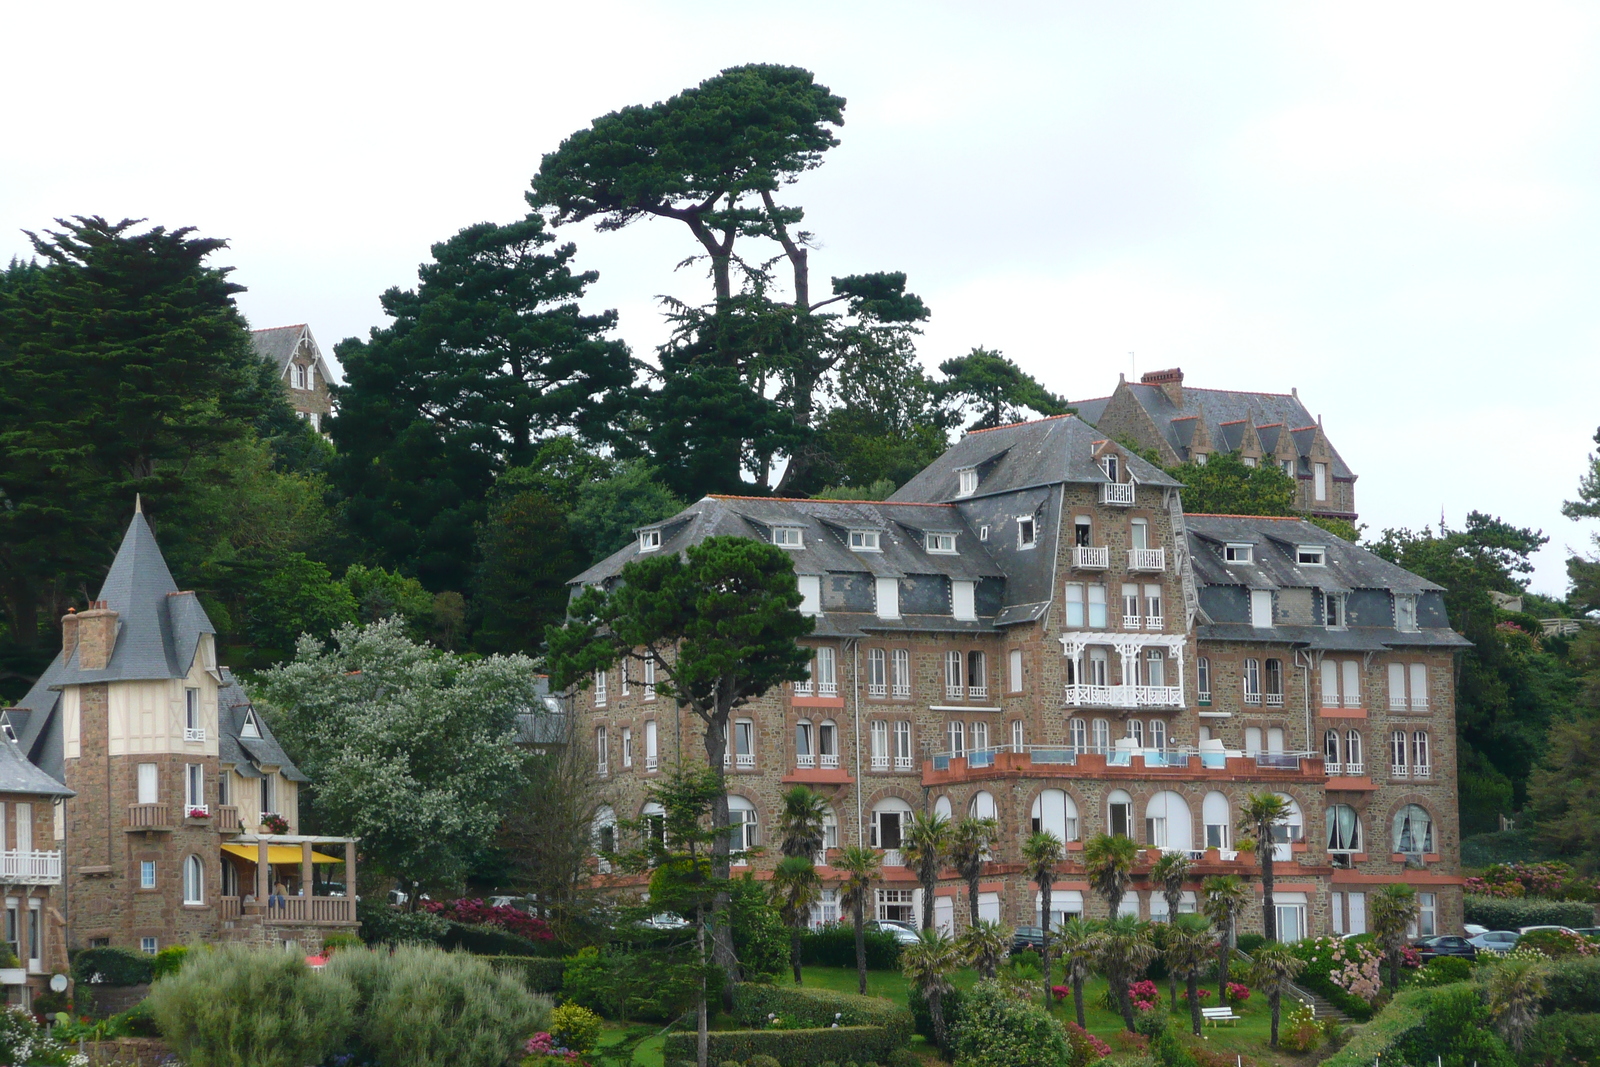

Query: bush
left=356, top=897, right=449, bottom=946
left=322, top=932, right=364, bottom=954
left=362, top=944, right=550, bottom=1067
left=1235, top=933, right=1268, bottom=956
left=1392, top=982, right=1513, bottom=1067
left=149, top=945, right=189, bottom=979
left=950, top=980, right=1070, bottom=1067
left=442, top=920, right=551, bottom=957
left=72, top=947, right=153, bottom=986
left=421, top=898, right=556, bottom=943
left=1542, top=956, right=1600, bottom=1012
left=1522, top=1011, right=1600, bottom=1066
left=148, top=944, right=356, bottom=1067
left=0, top=1005, right=80, bottom=1065
left=1418, top=955, right=1473, bottom=985
left=1518, top=928, right=1598, bottom=959
left=490, top=955, right=567, bottom=993
left=908, top=985, right=965, bottom=1044
left=734, top=983, right=913, bottom=1044
left=1277, top=1001, right=1322, bottom=1053
left=1062, top=1021, right=1112, bottom=1067
left=663, top=1025, right=902, bottom=1067
left=1290, top=936, right=1379, bottom=1019
left=885, top=1049, right=921, bottom=1067
left=560, top=946, right=718, bottom=1022
left=549, top=1002, right=602, bottom=1053
left=1462, top=894, right=1594, bottom=930
left=798, top=924, right=903, bottom=969
left=1320, top=986, right=1434, bottom=1067
left=729, top=875, right=790, bottom=981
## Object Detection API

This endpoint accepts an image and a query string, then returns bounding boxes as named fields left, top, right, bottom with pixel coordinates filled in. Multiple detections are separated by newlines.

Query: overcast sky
left=6, top=1, right=1597, bottom=594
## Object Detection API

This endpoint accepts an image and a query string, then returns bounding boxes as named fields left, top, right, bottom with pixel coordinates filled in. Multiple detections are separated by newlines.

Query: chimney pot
left=1140, top=367, right=1184, bottom=406
left=75, top=607, right=118, bottom=671
left=60, top=612, right=80, bottom=660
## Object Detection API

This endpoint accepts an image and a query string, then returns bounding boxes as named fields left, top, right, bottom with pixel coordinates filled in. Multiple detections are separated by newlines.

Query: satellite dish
left=49, top=973, right=67, bottom=993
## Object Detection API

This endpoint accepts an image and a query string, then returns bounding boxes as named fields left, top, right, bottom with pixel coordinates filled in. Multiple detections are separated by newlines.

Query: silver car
left=1468, top=930, right=1520, bottom=955
left=867, top=920, right=921, bottom=945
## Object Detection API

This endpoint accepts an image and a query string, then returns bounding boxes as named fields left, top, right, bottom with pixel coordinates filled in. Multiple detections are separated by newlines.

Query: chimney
left=76, top=601, right=117, bottom=671
left=1141, top=367, right=1184, bottom=406
left=60, top=608, right=79, bottom=660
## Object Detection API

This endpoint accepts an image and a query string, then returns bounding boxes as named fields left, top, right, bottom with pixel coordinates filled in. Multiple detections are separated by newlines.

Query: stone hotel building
left=574, top=410, right=1467, bottom=940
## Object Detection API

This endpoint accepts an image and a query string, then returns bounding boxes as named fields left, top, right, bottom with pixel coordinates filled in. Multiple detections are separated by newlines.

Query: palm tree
left=948, top=817, right=999, bottom=927
left=901, top=813, right=951, bottom=931
left=777, top=785, right=829, bottom=858
left=1021, top=829, right=1065, bottom=997
left=1247, top=941, right=1305, bottom=1047
left=836, top=845, right=881, bottom=995
left=769, top=855, right=821, bottom=984
left=1485, top=957, right=1548, bottom=1053
left=1083, top=833, right=1139, bottom=917
left=961, top=918, right=1011, bottom=980
left=1236, top=793, right=1291, bottom=941
left=901, top=928, right=966, bottom=1055
left=1201, top=874, right=1249, bottom=1002
left=1369, top=883, right=1420, bottom=992
left=1090, top=914, right=1157, bottom=1031
left=1150, top=850, right=1192, bottom=1007
left=1164, top=914, right=1215, bottom=1036
left=1055, top=917, right=1098, bottom=1028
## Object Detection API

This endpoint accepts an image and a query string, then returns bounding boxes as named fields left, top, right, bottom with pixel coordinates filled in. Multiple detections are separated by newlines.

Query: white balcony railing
left=0, top=851, right=62, bottom=884
left=892, top=683, right=911, bottom=698
left=1411, top=697, right=1429, bottom=710
left=1127, top=548, right=1166, bottom=571
left=184, top=727, right=205, bottom=742
left=1123, top=613, right=1141, bottom=630
left=1266, top=693, right=1285, bottom=707
left=813, top=850, right=829, bottom=867
left=646, top=755, right=658, bottom=772
left=820, top=753, right=840, bottom=769
left=868, top=683, right=887, bottom=698
left=1100, top=482, right=1136, bottom=506
left=597, top=762, right=608, bottom=778
left=1063, top=684, right=1182, bottom=708
left=1325, top=762, right=1342, bottom=776
left=1413, top=764, right=1431, bottom=779
left=1345, top=762, right=1365, bottom=776
left=818, top=681, right=838, bottom=698
left=1392, top=764, right=1408, bottom=778
left=796, top=754, right=815, bottom=769
left=794, top=681, right=813, bottom=696
left=871, top=756, right=889, bottom=771
left=968, top=685, right=987, bottom=699
left=1073, top=546, right=1109, bottom=569
left=881, top=849, right=904, bottom=867
left=1390, top=696, right=1408, bottom=711
left=946, top=685, right=963, bottom=699
left=1145, top=615, right=1163, bottom=631
left=894, top=755, right=914, bottom=771
left=736, top=753, right=754, bottom=769
left=1344, top=694, right=1362, bottom=708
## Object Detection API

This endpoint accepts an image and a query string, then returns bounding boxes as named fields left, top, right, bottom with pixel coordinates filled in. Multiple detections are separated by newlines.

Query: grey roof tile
left=249, top=324, right=339, bottom=386
left=0, top=733, right=72, bottom=798
left=221, top=669, right=308, bottom=782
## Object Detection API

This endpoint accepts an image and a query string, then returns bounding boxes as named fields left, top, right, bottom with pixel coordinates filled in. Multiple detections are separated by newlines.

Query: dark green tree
left=546, top=536, right=813, bottom=985
left=1163, top=450, right=1297, bottom=516
left=934, top=347, right=1071, bottom=431
left=332, top=214, right=631, bottom=590
left=568, top=460, right=686, bottom=566
left=472, top=490, right=581, bottom=655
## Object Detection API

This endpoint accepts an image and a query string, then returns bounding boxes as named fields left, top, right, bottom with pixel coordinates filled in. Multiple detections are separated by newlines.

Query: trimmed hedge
left=797, top=925, right=902, bottom=970
left=72, top=948, right=154, bottom=987
left=663, top=1025, right=901, bottom=1067
left=1543, top=957, right=1600, bottom=1013
left=1320, top=986, right=1435, bottom=1067
left=908, top=985, right=965, bottom=1044
left=488, top=956, right=566, bottom=994
left=732, top=984, right=913, bottom=1045
left=1463, top=894, right=1593, bottom=930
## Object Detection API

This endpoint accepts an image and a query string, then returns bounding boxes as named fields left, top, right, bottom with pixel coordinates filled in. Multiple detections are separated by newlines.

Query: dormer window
left=1224, top=543, right=1253, bottom=564
left=1, top=723, right=14, bottom=743
left=1017, top=516, right=1037, bottom=549
left=849, top=530, right=881, bottom=552
left=638, top=529, right=663, bottom=552
left=1395, top=594, right=1418, bottom=632
left=241, top=709, right=261, bottom=739
left=1102, top=455, right=1120, bottom=481
left=957, top=468, right=978, bottom=497
left=1325, top=593, right=1347, bottom=629
left=925, top=532, right=957, bottom=554
left=1297, top=545, right=1326, bottom=566
left=772, top=527, right=804, bottom=549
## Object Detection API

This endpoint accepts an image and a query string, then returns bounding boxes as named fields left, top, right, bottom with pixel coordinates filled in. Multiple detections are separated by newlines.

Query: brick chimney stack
left=75, top=601, right=117, bottom=671
left=1141, top=367, right=1184, bottom=407
left=60, top=609, right=79, bottom=660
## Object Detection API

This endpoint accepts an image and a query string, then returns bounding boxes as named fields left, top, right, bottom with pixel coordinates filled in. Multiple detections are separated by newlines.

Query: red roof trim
left=966, top=413, right=1076, bottom=435
left=1185, top=513, right=1304, bottom=521
left=706, top=495, right=955, bottom=508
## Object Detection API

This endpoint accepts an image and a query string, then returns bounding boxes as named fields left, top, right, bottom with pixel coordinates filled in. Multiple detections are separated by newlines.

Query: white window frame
left=1011, top=719, right=1024, bottom=749
left=595, top=726, right=608, bottom=775
left=184, top=687, right=203, bottom=741
left=594, top=669, right=607, bottom=707
left=643, top=656, right=657, bottom=700
left=1325, top=593, right=1347, bottom=629
left=875, top=577, right=900, bottom=620
left=241, top=709, right=261, bottom=739
left=894, top=720, right=913, bottom=769
left=140, top=860, right=156, bottom=890
left=772, top=526, right=804, bottom=548
left=1224, top=543, right=1254, bottom=564
left=1197, top=656, right=1211, bottom=704
left=1296, top=545, right=1326, bottom=566
left=1008, top=648, right=1024, bottom=693
left=1314, top=462, right=1328, bottom=502
left=891, top=649, right=911, bottom=698
left=183, top=854, right=204, bottom=905
left=978, top=524, right=989, bottom=541
left=1395, top=594, right=1419, bottom=632
left=1088, top=584, right=1107, bottom=628
left=957, top=468, right=978, bottom=497
left=141, top=936, right=158, bottom=955
left=185, top=764, right=204, bottom=811
left=638, top=528, right=662, bottom=552
left=867, top=648, right=888, bottom=697
left=1242, top=658, right=1261, bottom=704
left=621, top=726, right=633, bottom=768
left=849, top=530, right=882, bottom=552
left=951, top=580, right=977, bottom=621
left=925, top=532, right=957, bottom=554
left=137, top=763, right=158, bottom=806
left=1017, top=515, right=1037, bottom=549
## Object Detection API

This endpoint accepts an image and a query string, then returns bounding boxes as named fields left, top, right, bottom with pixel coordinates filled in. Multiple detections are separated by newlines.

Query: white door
left=137, top=764, right=158, bottom=805
left=934, top=896, right=954, bottom=936
left=1348, top=892, right=1367, bottom=935
left=14, top=805, right=30, bottom=854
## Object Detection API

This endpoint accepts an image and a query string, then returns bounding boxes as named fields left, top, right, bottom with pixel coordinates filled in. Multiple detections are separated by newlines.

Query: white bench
left=1201, top=1007, right=1241, bottom=1027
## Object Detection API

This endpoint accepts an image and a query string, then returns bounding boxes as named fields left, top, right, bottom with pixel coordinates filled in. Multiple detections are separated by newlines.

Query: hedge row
left=1543, top=957, right=1600, bottom=1013
left=72, top=948, right=154, bottom=987
left=1319, top=986, right=1435, bottom=1067
left=663, top=1025, right=901, bottom=1067
left=1463, top=894, right=1594, bottom=930
left=797, top=925, right=902, bottom=970
left=488, top=956, right=567, bottom=994
left=732, top=984, right=913, bottom=1045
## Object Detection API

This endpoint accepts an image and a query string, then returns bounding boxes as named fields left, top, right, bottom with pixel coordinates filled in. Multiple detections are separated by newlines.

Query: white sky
left=5, top=1, right=1598, bottom=595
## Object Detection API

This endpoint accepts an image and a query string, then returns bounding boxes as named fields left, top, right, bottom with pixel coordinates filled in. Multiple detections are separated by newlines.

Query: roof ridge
left=706, top=494, right=955, bottom=507
left=965, top=413, right=1076, bottom=435
left=1171, top=385, right=1300, bottom=399
left=1186, top=513, right=1305, bottom=521
left=250, top=324, right=307, bottom=333
left=1288, top=424, right=1317, bottom=432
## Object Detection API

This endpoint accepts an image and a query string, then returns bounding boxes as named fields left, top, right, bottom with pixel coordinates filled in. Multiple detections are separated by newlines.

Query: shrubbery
left=1522, top=1011, right=1600, bottom=1065
left=548, top=1003, right=602, bottom=1054
left=797, top=924, right=903, bottom=969
left=1235, top=932, right=1268, bottom=956
left=490, top=955, right=567, bottom=993
left=421, top=898, right=555, bottom=942
left=1291, top=936, right=1379, bottom=1019
left=909, top=984, right=965, bottom=1044
left=149, top=944, right=356, bottom=1067
left=950, top=980, right=1069, bottom=1067
left=1542, top=956, right=1600, bottom=1012
left=560, top=945, right=718, bottom=1022
left=1463, top=894, right=1594, bottom=930
left=356, top=897, right=449, bottom=945
left=0, top=1006, right=80, bottom=1066
left=72, top=946, right=154, bottom=986
left=1518, top=927, right=1598, bottom=958
left=662, top=1024, right=901, bottom=1067
left=1417, top=955, right=1472, bottom=985
left=733, top=983, right=912, bottom=1044
left=1464, top=861, right=1597, bottom=901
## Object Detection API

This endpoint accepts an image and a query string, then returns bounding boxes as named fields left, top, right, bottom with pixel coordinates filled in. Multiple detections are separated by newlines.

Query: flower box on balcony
left=186, top=807, right=210, bottom=820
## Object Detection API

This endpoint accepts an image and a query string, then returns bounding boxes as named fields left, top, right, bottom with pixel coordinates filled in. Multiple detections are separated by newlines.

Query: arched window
left=728, top=796, right=759, bottom=853
left=1244, top=727, right=1262, bottom=754
left=1144, top=791, right=1193, bottom=852
left=1243, top=658, right=1261, bottom=704
left=872, top=797, right=914, bottom=852
left=1346, top=730, right=1364, bottom=772
left=970, top=720, right=989, bottom=753
left=642, top=802, right=666, bottom=845
left=183, top=855, right=204, bottom=905
left=1069, top=718, right=1087, bottom=752
left=944, top=652, right=963, bottom=698
left=795, top=720, right=814, bottom=768
left=867, top=648, right=887, bottom=697
left=1391, top=730, right=1408, bottom=776
left=1091, top=718, right=1111, bottom=754
left=1202, top=792, right=1230, bottom=850
left=947, top=720, right=966, bottom=757
left=1326, top=804, right=1362, bottom=852
left=1197, top=656, right=1212, bottom=704
left=818, top=720, right=838, bottom=768
left=1031, top=789, right=1080, bottom=842
left=592, top=805, right=618, bottom=855
left=821, top=805, right=838, bottom=850
left=1393, top=805, right=1434, bottom=855
left=1149, top=720, right=1167, bottom=751
left=1324, top=729, right=1341, bottom=770
left=969, top=790, right=997, bottom=820
left=1412, top=732, right=1431, bottom=777
left=1266, top=727, right=1285, bottom=753
left=1107, top=789, right=1133, bottom=838
left=968, top=651, right=987, bottom=697
left=933, top=795, right=953, bottom=820
left=1271, top=793, right=1304, bottom=861
left=1127, top=719, right=1144, bottom=746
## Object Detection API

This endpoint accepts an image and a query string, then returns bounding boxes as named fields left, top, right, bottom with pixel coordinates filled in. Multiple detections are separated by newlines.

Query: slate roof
left=0, top=727, right=72, bottom=798
left=889, top=414, right=1181, bottom=504
left=219, top=669, right=309, bottom=783
left=249, top=324, right=338, bottom=385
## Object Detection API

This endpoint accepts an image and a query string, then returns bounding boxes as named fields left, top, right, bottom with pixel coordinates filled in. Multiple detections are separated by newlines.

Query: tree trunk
left=929, top=989, right=946, bottom=1053
left=1187, top=974, right=1202, bottom=1036
left=967, top=875, right=980, bottom=927
left=1269, top=991, right=1281, bottom=1047
left=791, top=928, right=803, bottom=985
left=921, top=872, right=935, bottom=930
left=1040, top=881, right=1053, bottom=997
left=1260, top=839, right=1277, bottom=942
left=1388, top=947, right=1401, bottom=992
left=696, top=902, right=709, bottom=1067
left=1107, top=885, right=1123, bottom=918
left=1116, top=978, right=1136, bottom=1031
left=1217, top=929, right=1231, bottom=1002
left=703, top=701, right=740, bottom=1008
left=854, top=900, right=868, bottom=995
left=1073, top=976, right=1086, bottom=1028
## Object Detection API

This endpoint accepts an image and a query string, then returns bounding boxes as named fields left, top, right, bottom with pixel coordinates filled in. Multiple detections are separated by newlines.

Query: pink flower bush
left=423, top=898, right=554, bottom=942
left=524, top=1032, right=580, bottom=1062
left=1226, top=982, right=1251, bottom=1004
left=1128, top=979, right=1159, bottom=1011
left=1051, top=984, right=1071, bottom=1001
left=1063, top=1021, right=1112, bottom=1062
left=1180, top=987, right=1213, bottom=1001
left=1466, top=862, right=1598, bottom=901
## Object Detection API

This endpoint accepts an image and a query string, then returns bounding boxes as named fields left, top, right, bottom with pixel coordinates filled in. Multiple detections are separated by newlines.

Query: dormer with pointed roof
left=250, top=324, right=334, bottom=432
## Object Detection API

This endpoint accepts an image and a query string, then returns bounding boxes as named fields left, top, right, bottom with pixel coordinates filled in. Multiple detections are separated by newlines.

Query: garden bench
left=1201, top=1006, right=1241, bottom=1027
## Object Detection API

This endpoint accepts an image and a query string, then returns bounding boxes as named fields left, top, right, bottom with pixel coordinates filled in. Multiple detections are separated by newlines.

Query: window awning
left=222, top=844, right=343, bottom=865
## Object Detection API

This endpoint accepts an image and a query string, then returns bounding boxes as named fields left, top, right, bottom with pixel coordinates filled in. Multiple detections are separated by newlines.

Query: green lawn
left=593, top=968, right=1322, bottom=1067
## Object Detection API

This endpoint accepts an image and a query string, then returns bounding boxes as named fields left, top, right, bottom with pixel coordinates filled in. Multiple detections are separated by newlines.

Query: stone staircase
left=1293, top=985, right=1355, bottom=1025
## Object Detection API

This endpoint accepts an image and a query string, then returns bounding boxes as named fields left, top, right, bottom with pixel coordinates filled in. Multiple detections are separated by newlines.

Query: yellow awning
left=222, top=844, right=344, bottom=865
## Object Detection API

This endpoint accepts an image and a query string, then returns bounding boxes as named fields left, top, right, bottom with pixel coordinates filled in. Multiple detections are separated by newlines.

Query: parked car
left=1011, top=925, right=1047, bottom=953
left=1468, top=930, right=1521, bottom=955
left=1573, top=928, right=1600, bottom=938
left=1412, top=935, right=1477, bottom=961
left=641, top=913, right=690, bottom=930
left=1463, top=923, right=1489, bottom=938
left=1518, top=925, right=1577, bottom=936
left=867, top=920, right=920, bottom=945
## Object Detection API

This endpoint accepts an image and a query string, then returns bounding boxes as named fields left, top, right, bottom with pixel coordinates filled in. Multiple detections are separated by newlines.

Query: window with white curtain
left=894, top=721, right=913, bottom=768
left=1010, top=719, right=1024, bottom=749
left=815, top=647, right=838, bottom=696
left=1409, top=664, right=1429, bottom=709
left=1149, top=719, right=1166, bottom=751
left=871, top=720, right=890, bottom=769
left=944, top=651, right=963, bottom=698
left=1326, top=804, right=1362, bottom=852
left=947, top=720, right=965, bottom=757
left=1244, top=727, right=1262, bottom=754
left=867, top=648, right=887, bottom=697
left=1412, top=732, right=1431, bottom=777
left=891, top=649, right=912, bottom=697
left=1009, top=649, right=1024, bottom=693
left=1243, top=659, right=1261, bottom=704
left=1391, top=729, right=1408, bottom=776
left=1342, top=661, right=1361, bottom=707
left=970, top=720, right=989, bottom=752
left=1393, top=805, right=1434, bottom=855
left=1069, top=718, right=1087, bottom=752
left=1092, top=717, right=1110, bottom=754
left=1346, top=729, right=1363, bottom=772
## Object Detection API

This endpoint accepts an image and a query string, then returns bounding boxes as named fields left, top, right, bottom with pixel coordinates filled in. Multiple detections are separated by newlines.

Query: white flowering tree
left=252, top=617, right=535, bottom=903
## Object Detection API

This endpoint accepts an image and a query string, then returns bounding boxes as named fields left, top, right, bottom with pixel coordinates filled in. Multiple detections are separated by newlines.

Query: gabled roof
left=51, top=508, right=216, bottom=687
left=0, top=728, right=72, bottom=798
left=249, top=324, right=337, bottom=386
left=889, top=414, right=1180, bottom=504
left=219, top=669, right=308, bottom=782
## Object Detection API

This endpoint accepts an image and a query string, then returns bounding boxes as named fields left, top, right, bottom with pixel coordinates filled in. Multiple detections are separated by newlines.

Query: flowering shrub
left=1128, top=979, right=1159, bottom=1011
left=1465, top=861, right=1598, bottom=901
left=522, top=1032, right=582, bottom=1065
left=1062, top=1020, right=1112, bottom=1067
left=1277, top=1001, right=1322, bottom=1053
left=260, top=812, right=290, bottom=835
left=1179, top=987, right=1212, bottom=1001
left=1292, top=935, right=1380, bottom=1020
left=1518, top=928, right=1599, bottom=959
left=1400, top=945, right=1423, bottom=969
left=186, top=806, right=210, bottom=819
left=421, top=899, right=554, bottom=942
left=1050, top=984, right=1071, bottom=1002
left=548, top=1003, right=600, bottom=1054
left=0, top=1005, right=84, bottom=1065
left=1225, top=982, right=1251, bottom=1004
